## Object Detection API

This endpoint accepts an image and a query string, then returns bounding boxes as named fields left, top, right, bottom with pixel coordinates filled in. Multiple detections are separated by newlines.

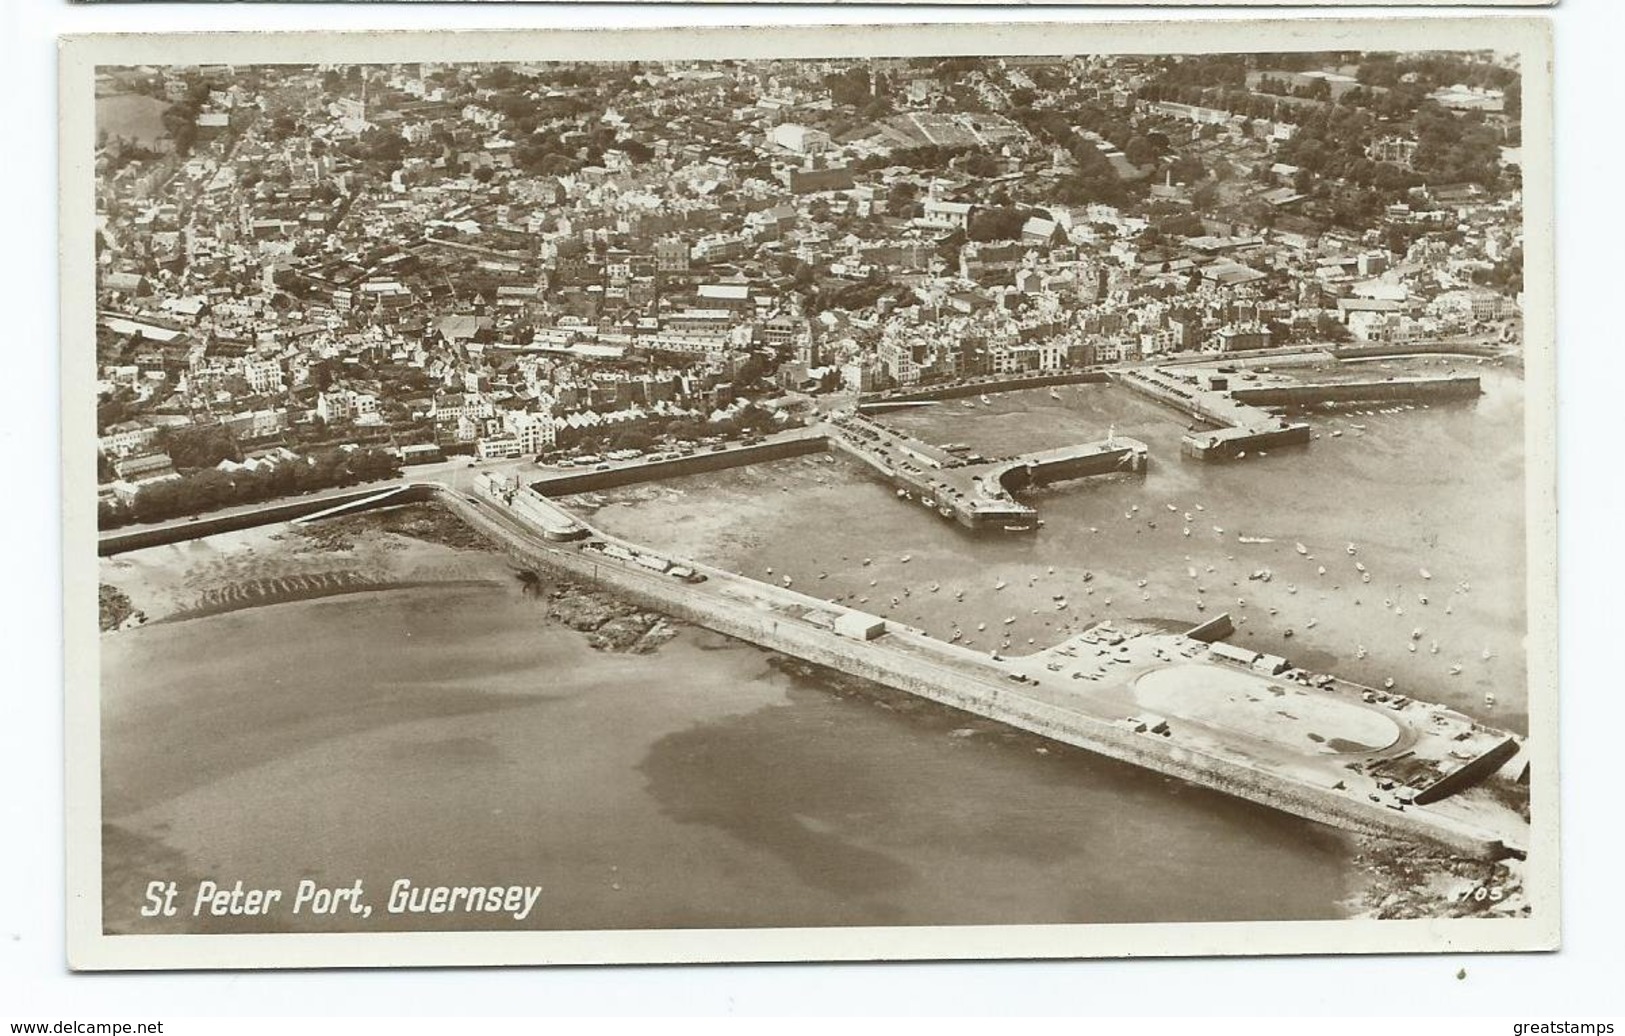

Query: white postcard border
left=61, top=16, right=1560, bottom=971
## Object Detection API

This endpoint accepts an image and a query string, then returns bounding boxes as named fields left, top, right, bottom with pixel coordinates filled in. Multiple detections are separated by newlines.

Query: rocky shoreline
left=1350, top=837, right=1529, bottom=920
left=98, top=583, right=146, bottom=632
left=537, top=579, right=681, bottom=653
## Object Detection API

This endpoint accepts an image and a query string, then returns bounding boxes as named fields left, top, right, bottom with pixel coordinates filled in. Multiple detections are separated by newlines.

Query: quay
left=1114, top=366, right=1312, bottom=461
left=440, top=480, right=1529, bottom=859
left=95, top=465, right=1529, bottom=857
left=856, top=371, right=1110, bottom=412
left=1114, top=365, right=1480, bottom=461
left=823, top=412, right=1148, bottom=532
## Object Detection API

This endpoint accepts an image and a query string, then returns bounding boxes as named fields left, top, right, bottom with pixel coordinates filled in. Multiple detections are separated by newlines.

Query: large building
left=768, top=123, right=831, bottom=156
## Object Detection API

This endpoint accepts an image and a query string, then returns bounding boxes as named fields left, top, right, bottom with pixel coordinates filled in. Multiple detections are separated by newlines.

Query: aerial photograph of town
left=86, top=46, right=1539, bottom=945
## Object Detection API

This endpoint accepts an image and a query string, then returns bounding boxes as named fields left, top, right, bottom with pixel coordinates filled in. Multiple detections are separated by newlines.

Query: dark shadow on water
left=638, top=701, right=922, bottom=896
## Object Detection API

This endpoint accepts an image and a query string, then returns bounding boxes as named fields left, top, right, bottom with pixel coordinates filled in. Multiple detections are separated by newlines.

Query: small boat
left=1213, top=526, right=1224, bottom=535
left=1354, top=562, right=1367, bottom=573
left=1407, top=643, right=1417, bottom=653
left=1429, top=641, right=1439, bottom=655
left=1295, top=542, right=1309, bottom=556
left=1482, top=648, right=1493, bottom=661
left=1238, top=535, right=1273, bottom=545
left=1485, top=693, right=1496, bottom=706
left=1195, top=504, right=1205, bottom=512
left=766, top=567, right=774, bottom=575
left=1346, top=543, right=1357, bottom=556
left=1383, top=677, right=1396, bottom=689
left=1183, top=512, right=1193, bottom=522
left=929, top=583, right=939, bottom=593
left=1449, top=664, right=1463, bottom=676
left=1183, top=528, right=1191, bottom=537
left=1003, top=616, right=1017, bottom=625
left=1306, top=618, right=1318, bottom=629
left=1049, top=388, right=1061, bottom=401
left=900, top=555, right=912, bottom=563
left=1317, top=565, right=1326, bottom=576
left=980, top=395, right=992, bottom=406
left=961, top=401, right=976, bottom=409
left=782, top=576, right=793, bottom=587
left=1331, top=430, right=1343, bottom=438
left=1418, top=593, right=1428, bottom=605
left=1356, top=646, right=1368, bottom=659
left=1420, top=568, right=1433, bottom=580
left=1136, top=579, right=1148, bottom=588
left=994, top=579, right=1007, bottom=590
left=862, top=557, right=872, bottom=567
left=977, top=623, right=987, bottom=632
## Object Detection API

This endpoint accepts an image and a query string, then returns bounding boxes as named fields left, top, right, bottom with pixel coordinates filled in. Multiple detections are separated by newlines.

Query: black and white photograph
left=61, top=19, right=1557, bottom=971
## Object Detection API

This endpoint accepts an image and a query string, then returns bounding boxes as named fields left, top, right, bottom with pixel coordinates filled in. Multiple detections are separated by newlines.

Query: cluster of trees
left=339, top=127, right=409, bottom=170
left=1014, top=107, right=1141, bottom=208
left=158, top=425, right=242, bottom=472
left=159, top=80, right=214, bottom=156
left=853, top=144, right=976, bottom=174
left=98, top=447, right=402, bottom=529
left=966, top=205, right=1032, bottom=242
left=824, top=67, right=890, bottom=112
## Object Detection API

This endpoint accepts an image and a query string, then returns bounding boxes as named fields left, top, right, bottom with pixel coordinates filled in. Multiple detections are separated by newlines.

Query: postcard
left=63, top=17, right=1557, bottom=969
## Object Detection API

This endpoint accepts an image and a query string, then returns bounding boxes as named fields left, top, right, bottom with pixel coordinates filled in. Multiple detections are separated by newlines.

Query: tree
left=967, top=206, right=1027, bottom=242
left=159, top=424, right=241, bottom=472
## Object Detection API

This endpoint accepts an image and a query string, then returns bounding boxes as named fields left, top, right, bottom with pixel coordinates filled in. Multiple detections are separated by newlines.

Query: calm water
left=103, top=582, right=1357, bottom=934
left=588, top=358, right=1528, bottom=732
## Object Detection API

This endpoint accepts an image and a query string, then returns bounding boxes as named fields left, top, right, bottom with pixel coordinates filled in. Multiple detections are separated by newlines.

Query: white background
left=4, top=0, right=1622, bottom=1018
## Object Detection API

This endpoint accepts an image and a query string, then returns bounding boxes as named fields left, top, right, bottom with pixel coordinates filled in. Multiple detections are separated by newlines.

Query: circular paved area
left=1133, top=663, right=1401, bottom=754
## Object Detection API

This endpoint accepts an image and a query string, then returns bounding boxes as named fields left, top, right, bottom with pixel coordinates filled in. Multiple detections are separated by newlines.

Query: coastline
left=102, top=502, right=1516, bottom=924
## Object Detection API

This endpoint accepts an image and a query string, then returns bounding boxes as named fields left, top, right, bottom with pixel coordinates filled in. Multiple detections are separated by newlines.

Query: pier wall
left=1331, top=342, right=1504, bottom=361
left=1110, top=370, right=1234, bottom=428
left=529, top=436, right=827, bottom=496
left=1232, top=376, right=1482, bottom=408
left=1414, top=737, right=1522, bottom=806
left=438, top=489, right=1508, bottom=858
left=1181, top=424, right=1313, bottom=461
left=998, top=444, right=1146, bottom=491
left=859, top=371, right=1109, bottom=409
left=97, top=482, right=427, bottom=556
